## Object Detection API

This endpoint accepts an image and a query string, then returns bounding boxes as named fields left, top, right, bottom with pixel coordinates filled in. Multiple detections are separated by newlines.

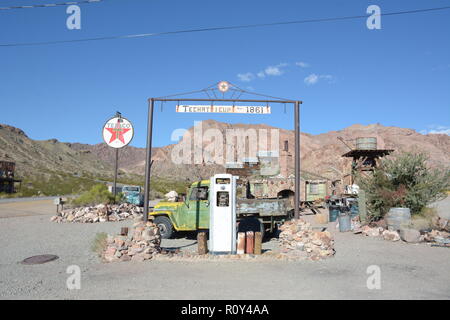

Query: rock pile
left=278, top=219, right=335, bottom=261
left=51, top=203, right=143, bottom=223
left=357, top=225, right=405, bottom=242
left=360, top=225, right=384, bottom=237
left=103, top=219, right=161, bottom=262
left=356, top=224, right=450, bottom=245
left=424, top=229, right=450, bottom=244
left=382, top=229, right=401, bottom=241
left=432, top=216, right=450, bottom=232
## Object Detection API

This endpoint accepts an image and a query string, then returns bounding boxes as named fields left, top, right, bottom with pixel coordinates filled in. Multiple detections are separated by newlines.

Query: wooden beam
left=197, top=232, right=208, bottom=255
left=254, top=232, right=262, bottom=255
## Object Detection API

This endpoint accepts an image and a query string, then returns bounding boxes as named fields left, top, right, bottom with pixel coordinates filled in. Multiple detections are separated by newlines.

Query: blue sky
left=0, top=0, right=449, bottom=147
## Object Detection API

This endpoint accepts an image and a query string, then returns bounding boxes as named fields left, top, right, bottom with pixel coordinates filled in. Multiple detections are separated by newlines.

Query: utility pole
left=294, top=101, right=301, bottom=219
left=143, top=99, right=155, bottom=222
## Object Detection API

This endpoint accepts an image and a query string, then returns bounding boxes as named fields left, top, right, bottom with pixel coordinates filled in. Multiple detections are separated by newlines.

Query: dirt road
left=0, top=199, right=449, bottom=300
left=0, top=199, right=55, bottom=218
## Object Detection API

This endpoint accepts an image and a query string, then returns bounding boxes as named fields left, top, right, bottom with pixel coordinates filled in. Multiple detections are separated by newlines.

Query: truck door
left=187, top=185, right=210, bottom=230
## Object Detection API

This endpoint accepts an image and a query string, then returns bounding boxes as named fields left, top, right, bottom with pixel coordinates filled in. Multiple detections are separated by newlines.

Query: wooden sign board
left=176, top=105, right=271, bottom=114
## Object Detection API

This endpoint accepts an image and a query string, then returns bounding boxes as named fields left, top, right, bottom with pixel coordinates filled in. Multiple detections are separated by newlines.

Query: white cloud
left=304, top=73, right=319, bottom=85
left=237, top=72, right=255, bottom=82
left=296, top=61, right=309, bottom=68
left=238, top=63, right=288, bottom=82
left=237, top=61, right=319, bottom=83
left=304, top=73, right=335, bottom=85
left=420, top=125, right=450, bottom=135
left=264, top=63, right=288, bottom=76
left=265, top=66, right=283, bottom=76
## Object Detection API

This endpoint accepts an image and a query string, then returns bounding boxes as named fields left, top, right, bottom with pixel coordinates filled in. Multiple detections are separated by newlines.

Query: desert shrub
left=357, top=151, right=450, bottom=221
left=91, top=232, right=108, bottom=257
left=71, top=184, right=122, bottom=206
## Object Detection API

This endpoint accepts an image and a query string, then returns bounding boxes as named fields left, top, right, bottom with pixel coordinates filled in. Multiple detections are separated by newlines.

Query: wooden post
left=237, top=232, right=246, bottom=255
left=254, top=232, right=262, bottom=255
left=120, top=227, right=129, bottom=236
left=197, top=232, right=208, bottom=255
left=246, top=231, right=254, bottom=254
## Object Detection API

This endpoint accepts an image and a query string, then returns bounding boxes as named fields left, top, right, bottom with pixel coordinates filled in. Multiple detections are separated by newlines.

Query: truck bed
left=236, top=198, right=290, bottom=217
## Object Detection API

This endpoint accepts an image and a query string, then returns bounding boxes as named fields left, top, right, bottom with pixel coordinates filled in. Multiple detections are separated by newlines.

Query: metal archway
left=143, top=82, right=302, bottom=220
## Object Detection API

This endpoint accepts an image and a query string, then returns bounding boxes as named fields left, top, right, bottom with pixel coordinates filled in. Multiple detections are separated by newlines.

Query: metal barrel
left=350, top=203, right=359, bottom=217
left=386, top=207, right=411, bottom=231
left=328, top=205, right=341, bottom=222
left=356, top=137, right=377, bottom=150
left=338, top=212, right=352, bottom=232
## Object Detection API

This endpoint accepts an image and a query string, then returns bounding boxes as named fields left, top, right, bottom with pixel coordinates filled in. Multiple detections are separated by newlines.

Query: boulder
left=362, top=226, right=383, bottom=237
left=382, top=230, right=400, bottom=241
left=400, top=228, right=421, bottom=243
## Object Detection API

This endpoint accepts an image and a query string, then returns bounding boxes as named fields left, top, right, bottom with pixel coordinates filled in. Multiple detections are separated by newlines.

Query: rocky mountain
left=0, top=124, right=111, bottom=178
left=1, top=121, right=449, bottom=185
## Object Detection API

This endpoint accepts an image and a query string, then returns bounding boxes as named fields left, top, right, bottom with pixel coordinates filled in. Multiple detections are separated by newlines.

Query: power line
left=0, top=0, right=103, bottom=11
left=1, top=5, right=450, bottom=47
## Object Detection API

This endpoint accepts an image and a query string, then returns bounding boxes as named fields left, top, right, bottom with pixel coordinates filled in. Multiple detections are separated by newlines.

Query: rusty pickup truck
left=149, top=179, right=292, bottom=239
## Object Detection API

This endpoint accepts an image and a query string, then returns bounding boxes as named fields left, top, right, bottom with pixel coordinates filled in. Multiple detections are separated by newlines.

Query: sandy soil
left=0, top=199, right=449, bottom=300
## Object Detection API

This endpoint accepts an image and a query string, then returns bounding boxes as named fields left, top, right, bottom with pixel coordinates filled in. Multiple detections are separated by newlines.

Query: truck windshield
left=123, top=187, right=139, bottom=192
left=189, top=187, right=208, bottom=201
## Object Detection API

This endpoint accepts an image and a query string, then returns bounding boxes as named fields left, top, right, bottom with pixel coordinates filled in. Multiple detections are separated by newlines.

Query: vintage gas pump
left=209, top=174, right=238, bottom=254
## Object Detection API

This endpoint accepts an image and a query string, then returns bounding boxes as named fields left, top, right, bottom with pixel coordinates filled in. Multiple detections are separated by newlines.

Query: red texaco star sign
left=102, top=117, right=134, bottom=148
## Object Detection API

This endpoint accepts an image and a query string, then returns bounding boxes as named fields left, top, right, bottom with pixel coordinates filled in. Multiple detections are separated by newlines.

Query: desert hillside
left=1, top=121, right=449, bottom=187
left=73, top=120, right=450, bottom=180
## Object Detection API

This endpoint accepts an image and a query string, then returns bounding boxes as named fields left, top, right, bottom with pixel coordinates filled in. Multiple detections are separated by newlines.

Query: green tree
left=357, top=151, right=450, bottom=221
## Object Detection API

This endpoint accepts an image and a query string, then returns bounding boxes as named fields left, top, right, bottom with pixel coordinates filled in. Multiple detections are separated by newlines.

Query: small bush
left=91, top=232, right=108, bottom=257
left=357, top=151, right=450, bottom=221
left=71, top=184, right=122, bottom=206
left=410, top=207, right=437, bottom=230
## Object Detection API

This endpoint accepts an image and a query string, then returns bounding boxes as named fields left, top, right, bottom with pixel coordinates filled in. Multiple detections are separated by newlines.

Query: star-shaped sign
left=218, top=81, right=229, bottom=93
left=106, top=120, right=131, bottom=144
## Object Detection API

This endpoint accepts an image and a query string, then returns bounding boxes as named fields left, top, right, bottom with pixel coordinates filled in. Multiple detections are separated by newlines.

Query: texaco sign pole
left=102, top=112, right=134, bottom=202
left=113, top=146, right=119, bottom=199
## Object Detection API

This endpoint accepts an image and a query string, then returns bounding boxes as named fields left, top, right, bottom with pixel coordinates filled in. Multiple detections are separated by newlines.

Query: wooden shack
left=0, top=161, right=21, bottom=193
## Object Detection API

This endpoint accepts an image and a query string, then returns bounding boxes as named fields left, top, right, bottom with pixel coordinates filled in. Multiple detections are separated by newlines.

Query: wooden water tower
left=342, top=137, right=393, bottom=185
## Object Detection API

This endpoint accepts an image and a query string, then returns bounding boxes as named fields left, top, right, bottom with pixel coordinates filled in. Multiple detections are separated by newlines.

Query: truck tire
left=154, top=216, right=174, bottom=239
left=238, top=217, right=265, bottom=240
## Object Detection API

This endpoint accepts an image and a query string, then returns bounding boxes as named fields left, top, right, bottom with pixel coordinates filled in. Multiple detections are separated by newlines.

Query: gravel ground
left=0, top=199, right=449, bottom=300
